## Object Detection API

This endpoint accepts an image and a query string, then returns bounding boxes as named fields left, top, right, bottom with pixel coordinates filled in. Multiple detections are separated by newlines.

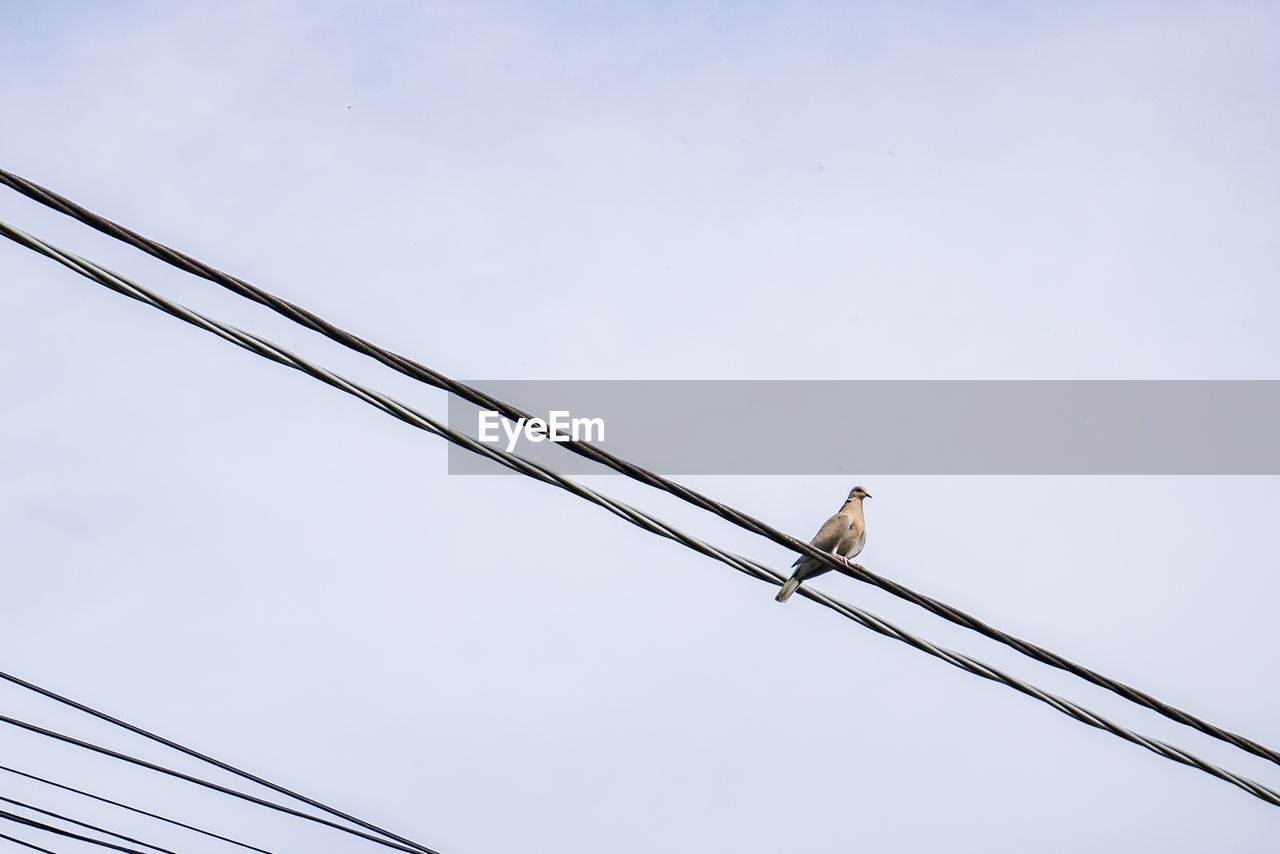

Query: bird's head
left=848, top=486, right=872, bottom=501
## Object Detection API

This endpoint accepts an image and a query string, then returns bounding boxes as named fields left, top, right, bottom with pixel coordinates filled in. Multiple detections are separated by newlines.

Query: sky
left=1, top=1, right=1279, bottom=851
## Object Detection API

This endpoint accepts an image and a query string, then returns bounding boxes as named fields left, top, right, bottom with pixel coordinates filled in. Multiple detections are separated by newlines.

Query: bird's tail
left=775, top=576, right=801, bottom=603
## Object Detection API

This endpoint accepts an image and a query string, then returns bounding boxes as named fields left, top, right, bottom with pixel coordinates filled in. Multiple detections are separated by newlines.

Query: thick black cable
left=4, top=223, right=1279, bottom=810
left=0, top=808, right=148, bottom=854
left=0, top=765, right=272, bottom=854
left=0, top=796, right=172, bottom=854
left=1, top=167, right=1275, bottom=775
left=0, top=714, right=425, bottom=854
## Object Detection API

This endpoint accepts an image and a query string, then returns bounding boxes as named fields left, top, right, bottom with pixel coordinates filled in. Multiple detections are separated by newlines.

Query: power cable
left=0, top=829, right=60, bottom=854
left=0, top=666, right=429, bottom=854
left=0, top=765, right=272, bottom=854
left=0, top=807, right=148, bottom=854
left=2, top=219, right=1277, bottom=808
left=0, top=712, right=424, bottom=854
left=1, top=166, right=1276, bottom=775
left=0, top=795, right=172, bottom=854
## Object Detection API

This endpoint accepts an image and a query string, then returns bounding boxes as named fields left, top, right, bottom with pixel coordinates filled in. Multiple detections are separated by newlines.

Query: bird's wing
left=788, top=511, right=852, bottom=570
left=811, top=512, right=853, bottom=550
left=781, top=502, right=863, bottom=595
left=783, top=512, right=855, bottom=571
left=840, top=528, right=867, bottom=560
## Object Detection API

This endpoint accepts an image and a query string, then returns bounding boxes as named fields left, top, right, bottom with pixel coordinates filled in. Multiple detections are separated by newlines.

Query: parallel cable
left=0, top=668, right=428, bottom=854
left=0, top=808, right=148, bottom=854
left=0, top=765, right=272, bottom=854
left=0, top=713, right=422, bottom=853
left=2, top=219, right=1278, bottom=808
left=0, top=829, right=60, bottom=854
left=0, top=796, right=172, bottom=854
left=2, top=168, right=1276, bottom=775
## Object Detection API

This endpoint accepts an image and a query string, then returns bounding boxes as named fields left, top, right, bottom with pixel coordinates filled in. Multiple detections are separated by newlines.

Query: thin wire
left=3, top=219, right=1278, bottom=809
left=2, top=168, right=1276, bottom=776
left=0, top=671, right=429, bottom=854
left=0, top=808, right=148, bottom=854
left=0, top=765, right=272, bottom=854
left=0, top=829, right=60, bottom=854
left=0, top=796, right=172, bottom=854
left=0, top=713, right=423, bottom=854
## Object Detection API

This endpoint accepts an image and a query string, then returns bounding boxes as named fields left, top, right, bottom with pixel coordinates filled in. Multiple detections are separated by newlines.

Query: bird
left=775, top=486, right=871, bottom=603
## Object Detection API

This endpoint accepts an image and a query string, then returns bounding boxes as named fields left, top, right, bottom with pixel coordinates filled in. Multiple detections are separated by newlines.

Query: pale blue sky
left=2, top=2, right=1278, bottom=851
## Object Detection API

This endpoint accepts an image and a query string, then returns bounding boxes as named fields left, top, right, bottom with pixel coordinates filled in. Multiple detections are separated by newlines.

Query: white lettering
left=478, top=410, right=606, bottom=451
left=478, top=411, right=500, bottom=443
left=548, top=410, right=570, bottom=437
left=525, top=418, right=548, bottom=444
left=501, top=416, right=523, bottom=453
left=572, top=416, right=605, bottom=442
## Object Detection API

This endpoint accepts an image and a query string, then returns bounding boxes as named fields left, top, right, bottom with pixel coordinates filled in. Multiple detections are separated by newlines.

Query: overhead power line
left=0, top=710, right=425, bottom=854
left=0, top=764, right=273, bottom=854
left=0, top=829, right=60, bottom=854
left=1, top=167, right=1276, bottom=777
left=0, top=794, right=172, bottom=854
left=0, top=666, right=432, bottom=854
left=0, top=807, right=150, bottom=854
left=2, top=219, right=1278, bottom=809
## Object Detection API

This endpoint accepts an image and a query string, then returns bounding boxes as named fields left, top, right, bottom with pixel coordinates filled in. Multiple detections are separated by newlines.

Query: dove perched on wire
left=775, top=486, right=871, bottom=603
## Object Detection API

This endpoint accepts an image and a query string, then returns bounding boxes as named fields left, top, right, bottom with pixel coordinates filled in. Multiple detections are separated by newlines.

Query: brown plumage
left=775, top=486, right=871, bottom=603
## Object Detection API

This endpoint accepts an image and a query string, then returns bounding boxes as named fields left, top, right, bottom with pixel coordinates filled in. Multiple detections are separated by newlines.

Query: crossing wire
left=2, top=167, right=1277, bottom=776
left=2, top=218, right=1278, bottom=810
left=0, top=764, right=273, bottom=854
